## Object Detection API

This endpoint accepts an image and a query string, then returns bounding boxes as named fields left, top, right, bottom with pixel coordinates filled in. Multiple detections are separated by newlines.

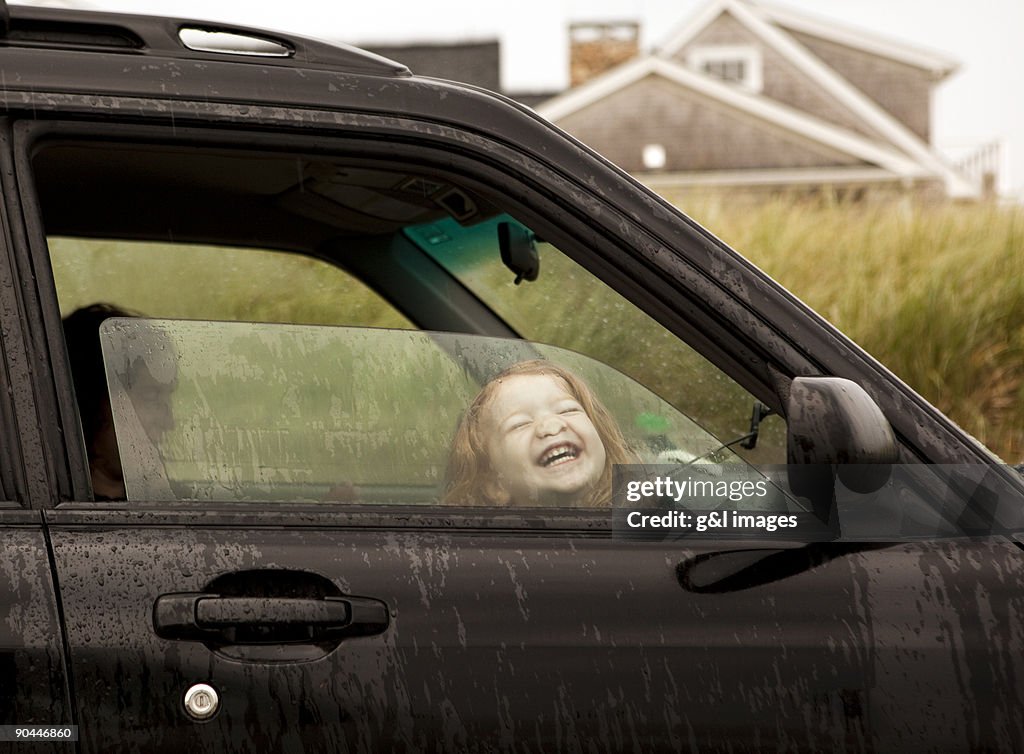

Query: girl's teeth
left=542, top=446, right=578, bottom=466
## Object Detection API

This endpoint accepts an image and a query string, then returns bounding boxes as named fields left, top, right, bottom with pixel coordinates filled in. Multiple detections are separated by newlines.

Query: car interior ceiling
left=31, top=142, right=499, bottom=254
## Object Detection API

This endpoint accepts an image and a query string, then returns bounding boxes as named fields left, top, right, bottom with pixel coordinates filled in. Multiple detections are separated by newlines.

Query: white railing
left=951, top=140, right=1002, bottom=197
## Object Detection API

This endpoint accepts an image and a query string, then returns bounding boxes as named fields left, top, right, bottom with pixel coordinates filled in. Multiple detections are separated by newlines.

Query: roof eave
left=752, top=1, right=961, bottom=79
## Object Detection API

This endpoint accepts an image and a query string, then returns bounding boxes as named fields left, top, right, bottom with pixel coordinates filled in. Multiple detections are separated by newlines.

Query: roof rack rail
left=1, top=5, right=410, bottom=77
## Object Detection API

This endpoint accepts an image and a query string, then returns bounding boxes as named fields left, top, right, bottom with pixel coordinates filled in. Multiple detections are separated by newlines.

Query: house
left=535, top=0, right=983, bottom=198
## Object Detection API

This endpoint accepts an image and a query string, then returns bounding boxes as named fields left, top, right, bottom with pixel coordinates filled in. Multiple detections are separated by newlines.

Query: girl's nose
left=536, top=414, right=567, bottom=437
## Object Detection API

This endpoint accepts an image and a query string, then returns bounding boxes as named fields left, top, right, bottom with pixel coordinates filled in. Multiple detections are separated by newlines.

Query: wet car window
left=98, top=319, right=772, bottom=506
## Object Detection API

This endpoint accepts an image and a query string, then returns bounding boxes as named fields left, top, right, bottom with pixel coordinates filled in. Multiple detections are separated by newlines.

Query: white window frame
left=686, top=45, right=763, bottom=93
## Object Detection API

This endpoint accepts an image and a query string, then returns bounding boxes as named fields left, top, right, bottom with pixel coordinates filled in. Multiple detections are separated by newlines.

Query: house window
left=704, top=59, right=745, bottom=83
left=687, top=45, right=763, bottom=92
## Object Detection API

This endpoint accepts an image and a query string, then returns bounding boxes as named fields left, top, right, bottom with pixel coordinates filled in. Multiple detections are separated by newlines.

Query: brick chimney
left=569, top=21, right=640, bottom=87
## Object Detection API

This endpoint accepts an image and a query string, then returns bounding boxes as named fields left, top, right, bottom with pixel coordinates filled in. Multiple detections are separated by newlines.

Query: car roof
left=1, top=4, right=410, bottom=76
left=0, top=4, right=584, bottom=165
left=0, top=3, right=523, bottom=113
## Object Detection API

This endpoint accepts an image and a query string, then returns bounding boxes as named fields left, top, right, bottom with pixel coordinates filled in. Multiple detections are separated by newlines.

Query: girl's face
left=482, top=373, right=607, bottom=505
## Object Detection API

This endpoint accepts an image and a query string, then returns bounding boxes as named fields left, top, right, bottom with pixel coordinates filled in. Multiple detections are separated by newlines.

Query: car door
left=15, top=112, right=1024, bottom=753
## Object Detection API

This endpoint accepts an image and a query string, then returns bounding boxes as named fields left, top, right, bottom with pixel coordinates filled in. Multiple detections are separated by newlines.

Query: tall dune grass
left=671, top=192, right=1024, bottom=461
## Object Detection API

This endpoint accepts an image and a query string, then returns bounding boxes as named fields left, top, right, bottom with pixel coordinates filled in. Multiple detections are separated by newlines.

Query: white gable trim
left=659, top=0, right=956, bottom=76
left=658, top=0, right=976, bottom=197
left=536, top=57, right=929, bottom=178
left=536, top=56, right=653, bottom=123
left=656, top=0, right=733, bottom=59
left=755, top=2, right=959, bottom=78
left=641, top=166, right=911, bottom=188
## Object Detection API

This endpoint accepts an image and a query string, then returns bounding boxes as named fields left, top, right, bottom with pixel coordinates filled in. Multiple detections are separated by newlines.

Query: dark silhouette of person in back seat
left=62, top=303, right=136, bottom=501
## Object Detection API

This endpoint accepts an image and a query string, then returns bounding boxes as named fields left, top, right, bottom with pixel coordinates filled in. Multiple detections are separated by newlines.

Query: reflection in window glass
left=99, top=319, right=761, bottom=506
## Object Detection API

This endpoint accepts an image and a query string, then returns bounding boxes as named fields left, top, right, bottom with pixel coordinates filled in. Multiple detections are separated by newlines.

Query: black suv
left=2, top=4, right=1023, bottom=752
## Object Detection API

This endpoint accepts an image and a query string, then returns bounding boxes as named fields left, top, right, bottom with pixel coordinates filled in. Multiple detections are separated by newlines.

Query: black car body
left=1, top=4, right=1023, bottom=752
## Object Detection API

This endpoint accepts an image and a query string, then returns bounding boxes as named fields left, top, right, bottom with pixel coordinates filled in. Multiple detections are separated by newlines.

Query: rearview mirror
left=498, top=221, right=539, bottom=285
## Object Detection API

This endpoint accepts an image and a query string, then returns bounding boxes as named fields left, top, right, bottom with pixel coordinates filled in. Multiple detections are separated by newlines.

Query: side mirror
left=787, top=376, right=898, bottom=497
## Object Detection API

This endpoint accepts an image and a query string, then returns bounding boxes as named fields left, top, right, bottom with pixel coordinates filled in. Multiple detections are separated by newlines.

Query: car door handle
left=153, top=593, right=389, bottom=644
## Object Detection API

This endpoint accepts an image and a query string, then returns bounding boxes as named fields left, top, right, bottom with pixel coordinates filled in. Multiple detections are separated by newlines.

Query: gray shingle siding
left=556, top=75, right=868, bottom=173
left=787, top=30, right=933, bottom=143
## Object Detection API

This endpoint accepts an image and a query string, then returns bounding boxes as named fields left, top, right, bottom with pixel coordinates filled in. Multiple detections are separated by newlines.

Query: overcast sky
left=15, top=0, right=1024, bottom=196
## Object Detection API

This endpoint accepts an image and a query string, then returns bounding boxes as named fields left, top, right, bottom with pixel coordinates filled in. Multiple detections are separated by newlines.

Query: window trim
left=0, top=206, right=27, bottom=505
left=0, top=117, right=66, bottom=507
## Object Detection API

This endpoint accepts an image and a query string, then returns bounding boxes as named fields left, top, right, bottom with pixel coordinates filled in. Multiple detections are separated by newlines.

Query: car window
left=49, top=237, right=412, bottom=328
left=98, top=318, right=787, bottom=508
